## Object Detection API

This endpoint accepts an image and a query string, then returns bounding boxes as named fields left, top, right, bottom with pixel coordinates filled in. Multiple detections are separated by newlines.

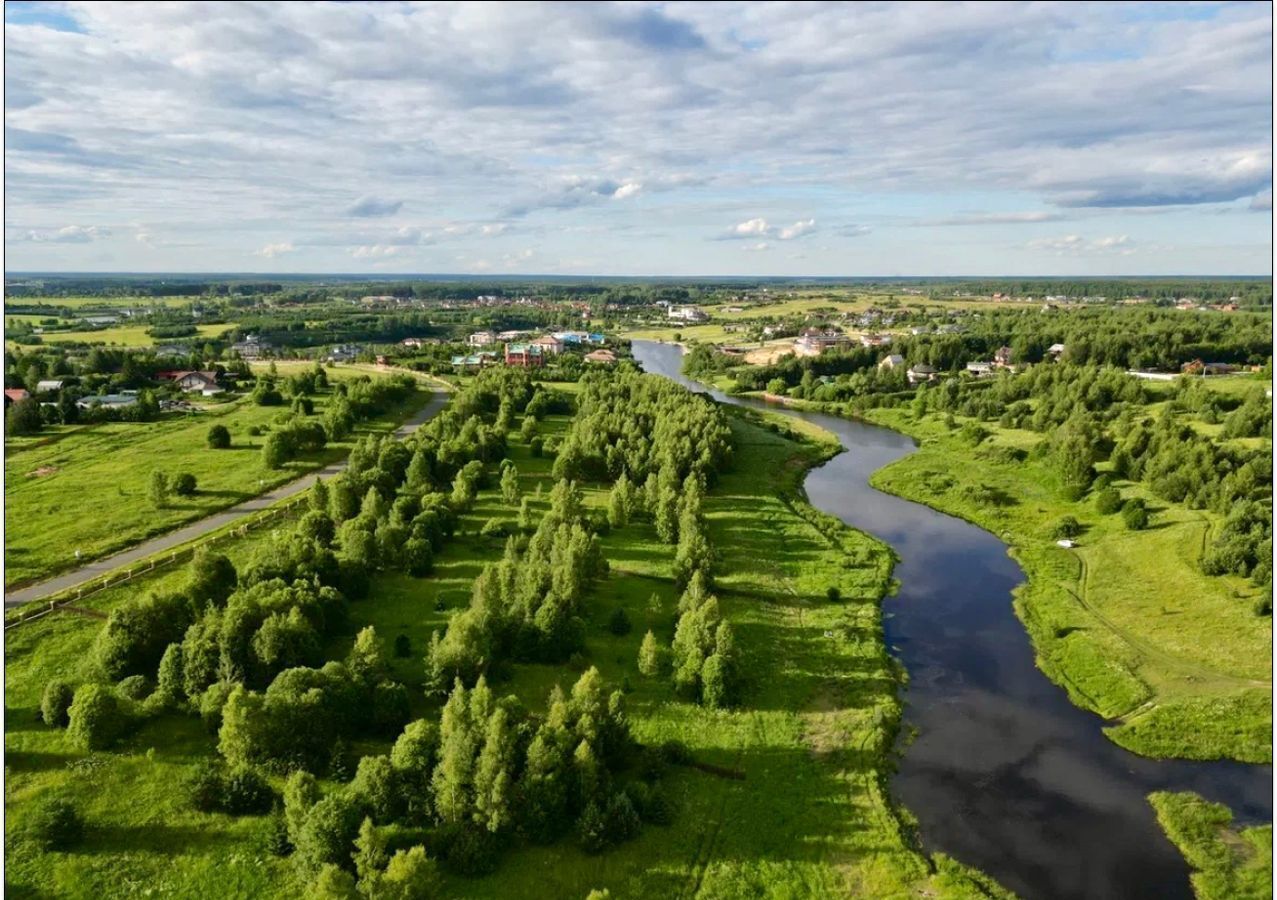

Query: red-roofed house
left=4, top=388, right=30, bottom=406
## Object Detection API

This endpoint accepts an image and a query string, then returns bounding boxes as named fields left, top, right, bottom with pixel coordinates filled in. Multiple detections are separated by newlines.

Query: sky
left=3, top=1, right=1273, bottom=276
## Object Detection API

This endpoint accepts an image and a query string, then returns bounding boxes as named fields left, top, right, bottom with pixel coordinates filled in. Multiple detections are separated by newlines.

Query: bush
left=1121, top=500, right=1149, bottom=531
left=394, top=633, right=412, bottom=658
left=1095, top=488, right=1123, bottom=515
left=659, top=739, right=692, bottom=766
left=116, top=674, right=153, bottom=701
left=441, top=824, right=500, bottom=876
left=1051, top=516, right=1082, bottom=540
left=207, top=424, right=231, bottom=449
left=608, top=608, right=632, bottom=636
left=294, top=794, right=362, bottom=876
left=826, top=586, right=841, bottom=603
left=188, top=760, right=226, bottom=813
left=172, top=472, right=198, bottom=496
left=1254, top=598, right=1272, bottom=617
left=223, top=767, right=276, bottom=815
left=66, top=683, right=127, bottom=751
left=28, top=798, right=84, bottom=851
left=41, top=680, right=74, bottom=727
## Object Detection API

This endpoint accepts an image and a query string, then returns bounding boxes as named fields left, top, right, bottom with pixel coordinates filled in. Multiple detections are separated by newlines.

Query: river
left=630, top=339, right=1272, bottom=900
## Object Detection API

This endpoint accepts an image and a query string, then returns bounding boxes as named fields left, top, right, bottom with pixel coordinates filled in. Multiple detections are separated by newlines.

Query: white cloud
left=23, top=225, right=104, bottom=243
left=350, top=244, right=403, bottom=259
left=721, top=217, right=815, bottom=241
left=254, top=241, right=295, bottom=258
left=731, top=218, right=770, bottom=237
left=345, top=196, right=404, bottom=217
left=1027, top=234, right=1135, bottom=255
left=777, top=218, right=816, bottom=240
left=612, top=182, right=642, bottom=199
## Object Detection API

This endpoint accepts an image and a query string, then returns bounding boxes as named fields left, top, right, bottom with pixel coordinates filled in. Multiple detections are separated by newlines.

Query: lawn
left=3, top=381, right=430, bottom=589
left=38, top=323, right=234, bottom=347
left=863, top=407, right=1273, bottom=764
left=3, top=399, right=1008, bottom=899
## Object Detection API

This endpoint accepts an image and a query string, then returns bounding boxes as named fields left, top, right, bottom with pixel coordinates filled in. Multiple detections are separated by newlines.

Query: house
left=84, top=315, right=120, bottom=326
left=907, top=364, right=939, bottom=386
left=878, top=354, right=905, bottom=371
left=1047, top=343, right=1066, bottom=360
left=994, top=346, right=1013, bottom=368
left=497, top=330, right=531, bottom=341
left=859, top=333, right=893, bottom=348
left=584, top=349, right=617, bottom=365
left=1181, top=360, right=1236, bottom=376
left=909, top=326, right=930, bottom=336
left=795, top=328, right=850, bottom=356
left=504, top=343, right=545, bottom=368
left=231, top=335, right=271, bottom=359
left=399, top=337, right=427, bottom=349
left=467, top=331, right=497, bottom=347
left=531, top=335, right=565, bottom=355
left=668, top=306, right=710, bottom=323
left=175, top=371, right=223, bottom=394
left=154, top=344, right=189, bottom=357
left=966, top=361, right=995, bottom=377
left=76, top=393, right=138, bottom=410
left=328, top=344, right=361, bottom=363
left=375, top=355, right=389, bottom=366
left=1126, top=370, right=1178, bottom=382
left=35, top=380, right=65, bottom=393
left=4, top=388, right=30, bottom=405
left=450, top=352, right=496, bottom=370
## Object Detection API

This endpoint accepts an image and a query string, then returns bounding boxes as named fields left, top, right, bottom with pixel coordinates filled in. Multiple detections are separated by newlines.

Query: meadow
left=2, top=401, right=1010, bottom=899
left=863, top=407, right=1272, bottom=764
left=3, top=374, right=429, bottom=589
left=1149, top=791, right=1273, bottom=900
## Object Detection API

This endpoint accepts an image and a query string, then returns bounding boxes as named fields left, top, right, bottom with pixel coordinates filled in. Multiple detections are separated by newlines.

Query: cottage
left=795, top=328, right=850, bottom=356
left=328, top=344, right=361, bottom=363
left=878, top=354, right=905, bottom=371
left=467, top=331, right=497, bottom=347
left=450, top=352, right=496, bottom=370
left=84, top=315, right=120, bottom=326
left=504, top=343, right=545, bottom=368
left=174, top=371, right=223, bottom=395
left=35, top=379, right=65, bottom=393
left=966, top=361, right=995, bottom=377
left=994, top=346, right=1013, bottom=368
left=1181, top=359, right=1236, bottom=376
left=4, top=388, right=30, bottom=406
left=907, top=364, right=939, bottom=386
left=584, top=349, right=617, bottom=365
left=231, top=335, right=271, bottom=359
left=1047, top=343, right=1066, bottom=359
left=497, top=330, right=531, bottom=341
left=668, top=306, right=710, bottom=323
left=399, top=337, right=427, bottom=349
left=859, top=333, right=893, bottom=348
left=154, top=344, right=189, bottom=357
left=531, top=335, right=564, bottom=355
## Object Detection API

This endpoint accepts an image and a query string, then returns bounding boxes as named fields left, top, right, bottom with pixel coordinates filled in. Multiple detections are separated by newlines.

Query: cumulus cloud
left=719, top=218, right=816, bottom=241
left=23, top=225, right=104, bottom=243
left=918, top=211, right=1064, bottom=227
left=1251, top=189, right=1273, bottom=211
left=254, top=241, right=295, bottom=258
left=345, top=196, right=404, bottom=217
left=1027, top=234, right=1135, bottom=255
left=351, top=244, right=403, bottom=259
left=612, top=182, right=642, bottom=200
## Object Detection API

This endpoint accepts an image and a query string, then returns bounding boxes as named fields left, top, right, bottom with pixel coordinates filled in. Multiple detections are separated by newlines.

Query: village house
left=467, top=330, right=497, bottom=347
left=327, top=344, right=361, bottom=363
left=450, top=352, right=497, bottom=370
left=584, top=349, right=618, bottom=365
left=1047, top=343, right=1066, bottom=360
left=76, top=393, right=138, bottom=410
left=668, top=306, right=710, bottom=323
left=231, top=335, right=271, bottom=359
left=966, top=361, right=995, bottom=377
left=907, top=364, right=939, bottom=385
left=35, top=379, right=65, bottom=393
left=878, top=354, right=905, bottom=372
left=154, top=344, right=189, bottom=357
left=4, top=388, right=30, bottom=406
left=174, top=371, right=224, bottom=395
left=859, top=333, right=893, bottom=348
left=498, top=329, right=532, bottom=341
left=994, top=346, right=1014, bottom=368
left=1181, top=359, right=1236, bottom=376
left=531, top=335, right=565, bottom=355
left=399, top=337, right=428, bottom=349
left=504, top=343, right=545, bottom=368
left=795, top=327, right=850, bottom=356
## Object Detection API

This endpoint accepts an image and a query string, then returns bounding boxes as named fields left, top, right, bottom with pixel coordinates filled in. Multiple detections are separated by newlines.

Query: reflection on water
left=631, top=340, right=1272, bottom=900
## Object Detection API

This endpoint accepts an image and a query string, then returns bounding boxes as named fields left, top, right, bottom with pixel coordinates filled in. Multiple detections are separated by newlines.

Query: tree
left=6, top=396, right=43, bottom=436
left=346, top=627, right=386, bottom=685
left=351, top=755, right=402, bottom=823
left=607, top=475, right=632, bottom=529
left=173, top=472, right=198, bottom=496
left=352, top=816, right=387, bottom=895
left=41, top=679, right=75, bottom=727
left=207, top=424, right=232, bottom=449
left=380, top=846, right=440, bottom=899
left=66, top=683, right=126, bottom=751
left=637, top=631, right=663, bottom=678
left=309, top=865, right=359, bottom=900
left=284, top=770, right=321, bottom=846
left=156, top=643, right=185, bottom=705
left=1051, top=516, right=1081, bottom=539
left=295, top=793, right=362, bottom=876
left=1095, top=488, right=1123, bottom=515
left=28, top=798, right=84, bottom=851
left=262, top=433, right=290, bottom=470
left=431, top=680, right=476, bottom=826
left=608, top=608, right=631, bottom=636
left=500, top=463, right=520, bottom=504
left=149, top=470, right=171, bottom=508
left=187, top=550, right=238, bottom=608
left=1122, top=500, right=1149, bottom=531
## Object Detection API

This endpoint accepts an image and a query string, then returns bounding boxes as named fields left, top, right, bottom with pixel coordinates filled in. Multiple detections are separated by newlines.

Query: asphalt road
left=3, top=387, right=450, bottom=609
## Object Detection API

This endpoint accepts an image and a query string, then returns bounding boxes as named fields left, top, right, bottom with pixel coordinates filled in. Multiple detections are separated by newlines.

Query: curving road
left=3, top=386, right=449, bottom=609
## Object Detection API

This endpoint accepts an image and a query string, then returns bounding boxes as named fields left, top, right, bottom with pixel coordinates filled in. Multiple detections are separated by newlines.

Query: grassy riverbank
left=4, top=401, right=1009, bottom=898
left=1149, top=792, right=1273, bottom=900
left=861, top=407, right=1272, bottom=765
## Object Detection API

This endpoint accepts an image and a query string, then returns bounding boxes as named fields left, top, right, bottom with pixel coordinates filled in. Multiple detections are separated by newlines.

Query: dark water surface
left=631, top=339, right=1272, bottom=900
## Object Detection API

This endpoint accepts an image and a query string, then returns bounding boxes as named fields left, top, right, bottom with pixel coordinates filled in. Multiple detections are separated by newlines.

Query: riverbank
left=860, top=406, right=1271, bottom=765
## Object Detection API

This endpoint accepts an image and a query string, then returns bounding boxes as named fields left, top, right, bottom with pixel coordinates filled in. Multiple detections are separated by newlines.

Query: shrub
left=116, top=674, right=153, bottom=701
left=28, top=798, right=84, bottom=851
left=261, top=806, right=292, bottom=856
left=1095, top=488, right=1123, bottom=515
left=659, top=739, right=692, bottom=766
left=207, top=424, right=231, bottom=449
left=66, top=683, right=127, bottom=751
left=1051, top=516, right=1082, bottom=540
left=294, top=794, right=362, bottom=876
left=188, top=760, right=226, bottom=813
left=148, top=470, right=170, bottom=508
left=1254, top=598, right=1272, bottom=617
left=1121, top=500, right=1149, bottom=531
left=393, top=634, right=412, bottom=658
left=223, top=767, right=276, bottom=815
left=578, top=800, right=610, bottom=854
left=826, top=586, right=841, bottom=603
left=608, top=608, right=632, bottom=636
left=172, top=472, right=198, bottom=496
left=441, top=824, right=500, bottom=876
left=41, top=680, right=74, bottom=727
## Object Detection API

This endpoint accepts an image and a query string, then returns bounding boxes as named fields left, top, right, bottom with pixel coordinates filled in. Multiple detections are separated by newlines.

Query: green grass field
left=1149, top=792, right=1273, bottom=900
left=3, top=381, right=429, bottom=589
left=863, top=408, right=1272, bottom=764
left=3, top=404, right=1008, bottom=899
left=36, top=323, right=233, bottom=348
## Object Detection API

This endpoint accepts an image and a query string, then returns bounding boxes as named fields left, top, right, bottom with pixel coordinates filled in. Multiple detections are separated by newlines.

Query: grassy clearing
left=4, top=404, right=1009, bottom=898
left=3, top=382, right=429, bottom=589
left=862, top=408, right=1272, bottom=764
left=36, top=323, right=233, bottom=348
left=1149, top=792, right=1273, bottom=900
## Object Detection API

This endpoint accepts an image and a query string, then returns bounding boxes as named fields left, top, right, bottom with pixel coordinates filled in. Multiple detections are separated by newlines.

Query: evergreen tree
left=637, top=630, right=663, bottom=677
left=352, top=817, right=387, bottom=897
left=500, top=463, right=520, bottom=504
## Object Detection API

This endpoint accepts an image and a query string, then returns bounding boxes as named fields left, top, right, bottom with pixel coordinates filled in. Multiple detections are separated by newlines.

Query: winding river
left=631, top=339, right=1272, bottom=900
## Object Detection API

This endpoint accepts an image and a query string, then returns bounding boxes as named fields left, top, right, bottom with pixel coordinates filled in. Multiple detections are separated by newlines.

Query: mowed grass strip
left=4, top=377, right=429, bottom=589
left=864, top=407, right=1272, bottom=764
left=3, top=405, right=1007, bottom=899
